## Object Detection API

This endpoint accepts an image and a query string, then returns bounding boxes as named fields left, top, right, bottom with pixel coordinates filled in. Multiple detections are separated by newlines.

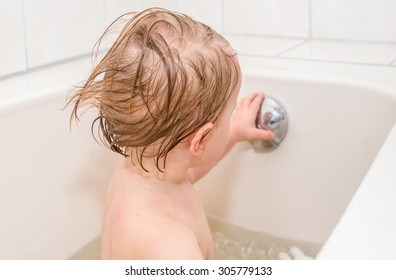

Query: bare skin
left=100, top=84, right=274, bottom=259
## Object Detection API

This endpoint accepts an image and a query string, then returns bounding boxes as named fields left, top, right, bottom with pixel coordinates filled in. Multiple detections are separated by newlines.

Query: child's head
left=69, top=8, right=241, bottom=171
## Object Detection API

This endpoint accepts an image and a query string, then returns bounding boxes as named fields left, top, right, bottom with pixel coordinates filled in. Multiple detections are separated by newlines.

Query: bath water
left=69, top=216, right=321, bottom=260
left=208, top=216, right=321, bottom=260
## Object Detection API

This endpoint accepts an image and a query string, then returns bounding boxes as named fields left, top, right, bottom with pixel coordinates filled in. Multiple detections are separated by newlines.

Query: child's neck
left=122, top=153, right=191, bottom=186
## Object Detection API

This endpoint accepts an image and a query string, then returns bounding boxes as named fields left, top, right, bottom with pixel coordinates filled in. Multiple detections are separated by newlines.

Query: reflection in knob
left=251, top=96, right=288, bottom=152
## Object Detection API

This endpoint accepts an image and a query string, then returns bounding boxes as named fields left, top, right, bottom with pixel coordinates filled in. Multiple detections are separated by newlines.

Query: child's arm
left=188, top=93, right=274, bottom=184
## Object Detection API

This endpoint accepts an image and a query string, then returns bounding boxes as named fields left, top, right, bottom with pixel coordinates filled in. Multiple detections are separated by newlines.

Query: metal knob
left=251, top=96, right=288, bottom=152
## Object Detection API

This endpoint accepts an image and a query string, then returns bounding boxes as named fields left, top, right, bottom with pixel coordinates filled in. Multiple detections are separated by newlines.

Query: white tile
left=312, top=0, right=396, bottom=42
left=0, top=1, right=26, bottom=76
left=281, top=40, right=396, bottom=65
left=105, top=0, right=177, bottom=25
left=226, top=35, right=306, bottom=57
left=24, top=0, right=106, bottom=68
left=177, top=0, right=222, bottom=32
left=224, top=0, right=309, bottom=38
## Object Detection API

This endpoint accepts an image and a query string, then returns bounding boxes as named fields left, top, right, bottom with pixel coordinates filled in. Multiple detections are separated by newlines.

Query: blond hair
left=68, top=8, right=240, bottom=171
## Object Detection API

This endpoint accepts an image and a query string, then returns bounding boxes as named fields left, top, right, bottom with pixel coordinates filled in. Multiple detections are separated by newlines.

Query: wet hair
left=67, top=7, right=240, bottom=172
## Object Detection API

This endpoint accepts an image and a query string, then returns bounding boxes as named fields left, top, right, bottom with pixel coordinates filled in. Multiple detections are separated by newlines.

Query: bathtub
left=1, top=54, right=395, bottom=259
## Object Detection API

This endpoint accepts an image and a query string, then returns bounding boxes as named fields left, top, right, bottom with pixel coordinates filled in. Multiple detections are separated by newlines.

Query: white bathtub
left=1, top=55, right=396, bottom=259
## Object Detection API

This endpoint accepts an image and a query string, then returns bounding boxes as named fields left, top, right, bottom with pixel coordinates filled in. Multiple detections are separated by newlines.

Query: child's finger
left=237, top=92, right=266, bottom=111
left=250, top=93, right=265, bottom=111
left=250, top=128, right=275, bottom=140
left=238, top=93, right=259, bottom=109
left=239, top=95, right=251, bottom=109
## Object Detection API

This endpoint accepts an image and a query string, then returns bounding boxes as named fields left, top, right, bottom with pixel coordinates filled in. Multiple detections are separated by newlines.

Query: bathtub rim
left=316, top=123, right=396, bottom=259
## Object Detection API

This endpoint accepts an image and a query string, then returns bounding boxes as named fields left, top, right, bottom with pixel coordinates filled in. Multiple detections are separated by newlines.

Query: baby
left=68, top=8, right=273, bottom=259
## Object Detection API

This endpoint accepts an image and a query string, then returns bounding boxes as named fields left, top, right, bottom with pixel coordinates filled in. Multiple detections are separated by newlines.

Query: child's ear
left=189, top=122, right=214, bottom=157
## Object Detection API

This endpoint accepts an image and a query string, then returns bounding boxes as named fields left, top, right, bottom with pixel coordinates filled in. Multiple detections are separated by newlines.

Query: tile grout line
left=308, top=0, right=312, bottom=39
left=275, top=39, right=310, bottom=57
left=0, top=52, right=94, bottom=82
left=389, top=57, right=396, bottom=66
left=225, top=32, right=308, bottom=41
left=20, top=0, right=29, bottom=70
left=225, top=32, right=396, bottom=46
left=221, top=0, right=225, bottom=34
left=239, top=53, right=396, bottom=68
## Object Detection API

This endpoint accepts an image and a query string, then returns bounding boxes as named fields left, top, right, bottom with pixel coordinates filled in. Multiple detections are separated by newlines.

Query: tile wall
left=1, top=0, right=396, bottom=80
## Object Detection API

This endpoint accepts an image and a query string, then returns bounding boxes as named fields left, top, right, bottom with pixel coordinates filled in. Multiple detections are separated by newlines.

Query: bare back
left=101, top=162, right=214, bottom=259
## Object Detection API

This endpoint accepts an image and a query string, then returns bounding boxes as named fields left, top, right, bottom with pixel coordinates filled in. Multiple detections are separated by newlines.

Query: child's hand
left=231, top=93, right=275, bottom=143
